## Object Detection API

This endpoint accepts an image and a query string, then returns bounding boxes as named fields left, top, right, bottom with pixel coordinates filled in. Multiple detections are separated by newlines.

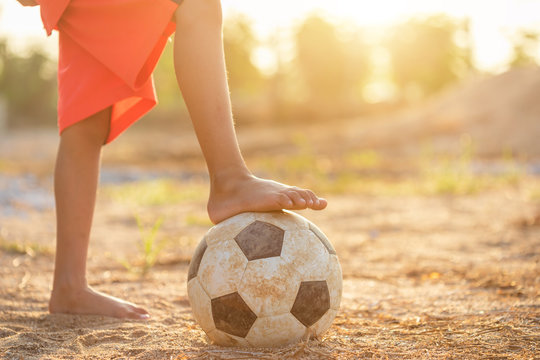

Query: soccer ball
left=187, top=210, right=342, bottom=347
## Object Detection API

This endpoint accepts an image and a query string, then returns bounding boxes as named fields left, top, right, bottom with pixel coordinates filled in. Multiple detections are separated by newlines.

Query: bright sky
left=1, top=0, right=540, bottom=72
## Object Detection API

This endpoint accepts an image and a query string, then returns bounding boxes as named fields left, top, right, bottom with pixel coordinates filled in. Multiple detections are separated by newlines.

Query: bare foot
left=49, top=285, right=150, bottom=320
left=207, top=172, right=328, bottom=224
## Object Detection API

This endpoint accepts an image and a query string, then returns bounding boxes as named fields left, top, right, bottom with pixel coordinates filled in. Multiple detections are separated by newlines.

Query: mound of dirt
left=341, top=66, right=540, bottom=159
left=419, top=66, right=540, bottom=157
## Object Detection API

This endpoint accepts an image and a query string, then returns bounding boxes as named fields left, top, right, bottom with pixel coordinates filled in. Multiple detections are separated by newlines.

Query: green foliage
left=295, top=15, right=370, bottom=114
left=345, top=150, right=380, bottom=169
left=0, top=159, right=11, bottom=172
left=252, top=133, right=526, bottom=197
left=509, top=30, right=539, bottom=68
left=420, top=137, right=525, bottom=195
left=104, top=179, right=207, bottom=206
left=499, top=148, right=525, bottom=185
left=0, top=235, right=52, bottom=256
left=4, top=12, right=532, bottom=129
left=119, top=215, right=166, bottom=277
left=185, top=214, right=213, bottom=227
left=530, top=186, right=540, bottom=202
left=424, top=160, right=483, bottom=195
left=223, top=14, right=264, bottom=98
left=152, top=41, right=186, bottom=117
left=421, top=136, right=481, bottom=195
left=148, top=15, right=265, bottom=124
left=0, top=39, right=57, bottom=127
left=284, top=134, right=321, bottom=174
left=386, top=15, right=473, bottom=101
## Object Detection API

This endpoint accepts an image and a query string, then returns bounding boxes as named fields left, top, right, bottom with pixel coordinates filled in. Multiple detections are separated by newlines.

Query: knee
left=60, top=108, right=110, bottom=148
left=175, top=0, right=222, bottom=29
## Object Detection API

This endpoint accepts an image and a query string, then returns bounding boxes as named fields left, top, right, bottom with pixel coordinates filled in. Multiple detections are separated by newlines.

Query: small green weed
left=420, top=137, right=528, bottom=195
left=0, top=236, right=52, bottom=257
left=421, top=135, right=485, bottom=195
left=529, top=185, right=540, bottom=202
left=0, top=160, right=9, bottom=172
left=498, top=148, right=525, bottom=185
left=254, top=133, right=527, bottom=197
left=104, top=179, right=207, bottom=206
left=284, top=133, right=326, bottom=176
left=345, top=150, right=380, bottom=169
left=185, top=214, right=213, bottom=227
left=119, top=215, right=166, bottom=277
left=423, top=158, right=486, bottom=195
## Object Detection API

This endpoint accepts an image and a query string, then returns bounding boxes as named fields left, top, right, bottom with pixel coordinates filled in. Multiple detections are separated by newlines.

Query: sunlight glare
left=0, top=1, right=57, bottom=56
left=2, top=0, right=540, bottom=71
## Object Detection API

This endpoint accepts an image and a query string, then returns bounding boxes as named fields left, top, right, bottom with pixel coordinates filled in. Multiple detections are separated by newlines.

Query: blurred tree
left=223, top=14, right=264, bottom=99
left=386, top=15, right=473, bottom=101
left=510, top=30, right=539, bottom=68
left=0, top=39, right=57, bottom=128
left=152, top=40, right=186, bottom=122
left=295, top=15, right=370, bottom=116
left=146, top=15, right=265, bottom=125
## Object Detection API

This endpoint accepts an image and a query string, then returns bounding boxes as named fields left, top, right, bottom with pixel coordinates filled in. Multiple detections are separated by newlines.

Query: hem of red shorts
left=134, top=20, right=177, bottom=89
left=56, top=1, right=179, bottom=143
left=106, top=96, right=157, bottom=143
left=58, top=92, right=157, bottom=144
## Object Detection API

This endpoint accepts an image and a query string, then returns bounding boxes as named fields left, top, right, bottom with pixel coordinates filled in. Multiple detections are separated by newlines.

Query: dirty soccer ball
left=187, top=210, right=342, bottom=347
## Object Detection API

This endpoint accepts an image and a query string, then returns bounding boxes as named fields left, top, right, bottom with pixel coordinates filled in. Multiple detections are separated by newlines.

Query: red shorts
left=54, top=0, right=181, bottom=143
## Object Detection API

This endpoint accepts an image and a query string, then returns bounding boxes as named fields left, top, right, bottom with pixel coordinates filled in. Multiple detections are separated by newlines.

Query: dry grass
left=172, top=306, right=539, bottom=360
left=0, top=128, right=538, bottom=359
left=0, top=236, right=53, bottom=257
left=3, top=187, right=538, bottom=359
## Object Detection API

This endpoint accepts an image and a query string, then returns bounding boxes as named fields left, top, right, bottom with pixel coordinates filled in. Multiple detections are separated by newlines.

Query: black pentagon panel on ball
left=211, top=292, right=257, bottom=338
left=234, top=221, right=285, bottom=260
left=290, top=280, right=330, bottom=327
left=187, top=239, right=208, bottom=282
left=309, top=223, right=336, bottom=255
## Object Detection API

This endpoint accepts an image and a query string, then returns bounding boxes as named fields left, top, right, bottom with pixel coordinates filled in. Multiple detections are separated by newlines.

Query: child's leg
left=49, top=108, right=149, bottom=320
left=174, top=0, right=327, bottom=224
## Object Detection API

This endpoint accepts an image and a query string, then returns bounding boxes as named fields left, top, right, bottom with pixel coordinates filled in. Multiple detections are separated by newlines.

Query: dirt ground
left=0, top=126, right=539, bottom=359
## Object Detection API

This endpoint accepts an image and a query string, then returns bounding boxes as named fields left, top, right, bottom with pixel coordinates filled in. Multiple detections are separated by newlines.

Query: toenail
left=139, top=314, right=150, bottom=320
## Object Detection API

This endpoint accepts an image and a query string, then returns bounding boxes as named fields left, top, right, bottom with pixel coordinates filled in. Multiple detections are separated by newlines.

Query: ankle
left=210, top=166, right=252, bottom=191
left=52, top=275, right=88, bottom=294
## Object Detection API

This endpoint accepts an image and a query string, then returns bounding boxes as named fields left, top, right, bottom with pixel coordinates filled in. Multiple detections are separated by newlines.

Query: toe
left=295, top=188, right=313, bottom=207
left=126, top=307, right=150, bottom=320
left=277, top=193, right=294, bottom=208
left=136, top=313, right=151, bottom=320
left=286, top=190, right=307, bottom=209
left=315, top=197, right=328, bottom=210
left=304, top=189, right=319, bottom=208
left=133, top=306, right=149, bottom=315
left=302, top=189, right=327, bottom=210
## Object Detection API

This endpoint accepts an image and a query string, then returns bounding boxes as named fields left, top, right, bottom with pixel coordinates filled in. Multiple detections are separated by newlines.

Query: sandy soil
left=1, top=156, right=538, bottom=359
left=1, top=72, right=540, bottom=359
